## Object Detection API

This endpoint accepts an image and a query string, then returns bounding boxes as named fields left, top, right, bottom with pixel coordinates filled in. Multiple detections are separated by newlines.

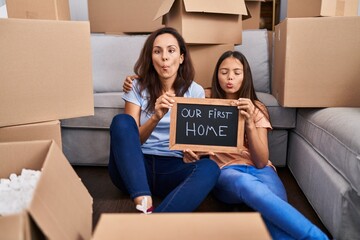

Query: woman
left=184, top=50, right=329, bottom=239
left=109, top=27, right=220, bottom=213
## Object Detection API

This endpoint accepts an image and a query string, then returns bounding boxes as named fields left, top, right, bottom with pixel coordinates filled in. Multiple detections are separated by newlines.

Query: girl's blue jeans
left=213, top=165, right=329, bottom=240
left=108, top=114, right=220, bottom=212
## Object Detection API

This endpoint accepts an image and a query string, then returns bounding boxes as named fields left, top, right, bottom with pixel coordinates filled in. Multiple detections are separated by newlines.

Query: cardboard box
left=0, top=140, right=93, bottom=240
left=0, top=120, right=62, bottom=149
left=243, top=0, right=264, bottom=30
left=155, top=0, right=247, bottom=44
left=92, top=213, right=271, bottom=240
left=0, top=18, right=94, bottom=127
left=189, top=44, right=234, bottom=88
left=280, top=0, right=359, bottom=21
left=88, top=0, right=164, bottom=34
left=272, top=16, right=360, bottom=107
left=6, top=0, right=70, bottom=20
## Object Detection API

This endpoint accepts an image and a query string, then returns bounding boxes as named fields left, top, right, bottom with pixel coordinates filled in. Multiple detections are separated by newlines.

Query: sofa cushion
left=91, top=34, right=147, bottom=93
left=257, top=92, right=296, bottom=129
left=235, top=29, right=271, bottom=93
left=61, top=92, right=123, bottom=128
left=294, top=108, right=360, bottom=193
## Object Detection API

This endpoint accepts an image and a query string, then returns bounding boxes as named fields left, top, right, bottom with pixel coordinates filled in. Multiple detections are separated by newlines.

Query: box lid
left=155, top=0, right=247, bottom=20
left=0, top=140, right=93, bottom=240
left=92, top=213, right=271, bottom=240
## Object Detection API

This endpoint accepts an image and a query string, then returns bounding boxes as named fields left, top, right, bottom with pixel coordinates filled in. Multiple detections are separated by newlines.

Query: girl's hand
left=183, top=149, right=215, bottom=163
left=232, top=98, right=256, bottom=128
left=152, top=92, right=175, bottom=121
left=122, top=75, right=138, bottom=93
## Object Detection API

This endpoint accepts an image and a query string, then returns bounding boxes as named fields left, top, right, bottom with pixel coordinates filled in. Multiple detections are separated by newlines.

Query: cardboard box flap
left=183, top=0, right=247, bottom=15
left=0, top=141, right=51, bottom=177
left=28, top=141, right=92, bottom=240
left=154, top=0, right=247, bottom=20
left=154, top=0, right=175, bottom=20
left=0, top=212, right=28, bottom=240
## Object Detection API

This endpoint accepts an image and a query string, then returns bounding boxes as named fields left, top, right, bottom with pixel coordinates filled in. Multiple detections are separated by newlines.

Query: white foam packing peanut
left=0, top=169, right=41, bottom=216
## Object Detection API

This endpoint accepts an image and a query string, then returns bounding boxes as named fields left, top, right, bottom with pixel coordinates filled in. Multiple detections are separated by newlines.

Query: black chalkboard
left=170, top=97, right=244, bottom=153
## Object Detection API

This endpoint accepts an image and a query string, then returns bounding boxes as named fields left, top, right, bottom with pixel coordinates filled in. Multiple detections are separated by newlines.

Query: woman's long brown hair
left=134, top=27, right=195, bottom=113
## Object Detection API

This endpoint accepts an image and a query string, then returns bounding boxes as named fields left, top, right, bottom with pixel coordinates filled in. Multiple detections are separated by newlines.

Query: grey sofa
left=288, top=108, right=360, bottom=239
left=61, top=29, right=296, bottom=167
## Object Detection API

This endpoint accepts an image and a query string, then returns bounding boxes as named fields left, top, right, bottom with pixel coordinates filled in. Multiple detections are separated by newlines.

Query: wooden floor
left=73, top=166, right=332, bottom=238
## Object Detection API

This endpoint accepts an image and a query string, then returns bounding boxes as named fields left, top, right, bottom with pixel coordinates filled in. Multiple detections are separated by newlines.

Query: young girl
left=108, top=27, right=220, bottom=213
left=184, top=51, right=329, bottom=239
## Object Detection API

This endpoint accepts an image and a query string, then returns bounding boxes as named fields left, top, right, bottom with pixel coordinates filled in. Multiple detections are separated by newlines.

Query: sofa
left=288, top=108, right=360, bottom=239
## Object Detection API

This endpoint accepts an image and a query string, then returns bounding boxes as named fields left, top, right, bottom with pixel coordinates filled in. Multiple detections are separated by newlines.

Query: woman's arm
left=124, top=92, right=175, bottom=144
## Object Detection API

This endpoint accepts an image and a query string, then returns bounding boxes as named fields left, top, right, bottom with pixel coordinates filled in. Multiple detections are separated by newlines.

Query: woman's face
left=217, top=56, right=244, bottom=99
left=152, top=33, right=184, bottom=83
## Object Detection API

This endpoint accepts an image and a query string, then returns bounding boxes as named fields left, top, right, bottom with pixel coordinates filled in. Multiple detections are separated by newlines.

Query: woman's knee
left=111, top=114, right=135, bottom=130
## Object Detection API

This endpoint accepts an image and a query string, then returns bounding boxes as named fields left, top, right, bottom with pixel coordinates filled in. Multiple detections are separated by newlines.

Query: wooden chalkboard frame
left=169, top=97, right=245, bottom=153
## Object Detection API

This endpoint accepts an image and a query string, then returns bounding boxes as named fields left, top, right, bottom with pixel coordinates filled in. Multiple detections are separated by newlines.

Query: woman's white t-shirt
left=122, top=79, right=205, bottom=158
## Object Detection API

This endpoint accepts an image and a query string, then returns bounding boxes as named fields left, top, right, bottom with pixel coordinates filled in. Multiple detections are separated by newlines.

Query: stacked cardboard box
left=272, top=0, right=360, bottom=107
left=6, top=0, right=70, bottom=20
left=0, top=9, right=94, bottom=239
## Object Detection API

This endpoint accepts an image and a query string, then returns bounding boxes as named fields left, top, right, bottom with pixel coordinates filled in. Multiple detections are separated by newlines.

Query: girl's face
left=217, top=56, right=244, bottom=99
left=152, top=33, right=184, bottom=83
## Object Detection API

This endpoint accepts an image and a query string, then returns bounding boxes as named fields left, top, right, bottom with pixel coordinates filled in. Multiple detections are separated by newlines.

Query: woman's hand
left=122, top=75, right=138, bottom=93
left=183, top=149, right=215, bottom=163
left=152, top=92, right=176, bottom=121
left=232, top=98, right=256, bottom=129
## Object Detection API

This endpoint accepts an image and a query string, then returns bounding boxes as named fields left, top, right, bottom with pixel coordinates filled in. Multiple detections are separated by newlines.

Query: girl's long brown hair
left=211, top=51, right=270, bottom=120
left=134, top=27, right=195, bottom=113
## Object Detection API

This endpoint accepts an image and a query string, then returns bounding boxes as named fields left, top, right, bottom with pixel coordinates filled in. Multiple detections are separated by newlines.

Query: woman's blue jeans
left=108, top=114, right=220, bottom=212
left=212, top=165, right=329, bottom=240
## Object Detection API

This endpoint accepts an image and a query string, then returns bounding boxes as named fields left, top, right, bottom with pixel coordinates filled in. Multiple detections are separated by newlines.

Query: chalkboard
left=169, top=97, right=244, bottom=153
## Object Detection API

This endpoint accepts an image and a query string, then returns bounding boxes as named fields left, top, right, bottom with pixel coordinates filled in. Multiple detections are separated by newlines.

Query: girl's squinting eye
left=220, top=70, right=228, bottom=75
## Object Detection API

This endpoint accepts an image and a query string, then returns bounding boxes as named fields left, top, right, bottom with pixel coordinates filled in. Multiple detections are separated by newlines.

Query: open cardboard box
left=88, top=0, right=164, bottom=34
left=272, top=16, right=360, bottom=107
left=243, top=0, right=264, bottom=30
left=6, top=0, right=70, bottom=20
left=92, top=213, right=271, bottom=240
left=154, top=0, right=247, bottom=44
left=0, top=18, right=94, bottom=127
left=0, top=120, right=62, bottom=149
left=0, top=140, right=93, bottom=240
